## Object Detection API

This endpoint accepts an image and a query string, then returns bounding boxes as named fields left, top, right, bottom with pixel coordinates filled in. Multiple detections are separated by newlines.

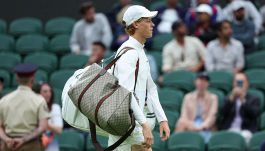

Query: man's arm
left=200, top=95, right=218, bottom=129
left=205, top=43, right=215, bottom=71
left=146, top=71, right=170, bottom=141
left=241, top=96, right=261, bottom=118
left=70, top=22, right=81, bottom=54
left=22, top=118, right=48, bottom=143
left=0, top=122, right=12, bottom=144
left=162, top=44, right=174, bottom=73
left=235, top=42, right=245, bottom=72
left=100, top=14, right=113, bottom=49
left=115, top=49, right=147, bottom=125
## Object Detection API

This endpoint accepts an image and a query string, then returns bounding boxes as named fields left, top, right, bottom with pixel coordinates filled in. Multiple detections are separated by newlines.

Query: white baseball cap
left=123, top=5, right=158, bottom=26
left=231, top=0, right=245, bottom=11
left=196, top=4, right=213, bottom=16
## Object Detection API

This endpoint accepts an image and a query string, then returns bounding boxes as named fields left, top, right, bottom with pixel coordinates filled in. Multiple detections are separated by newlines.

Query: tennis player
left=108, top=5, right=170, bottom=151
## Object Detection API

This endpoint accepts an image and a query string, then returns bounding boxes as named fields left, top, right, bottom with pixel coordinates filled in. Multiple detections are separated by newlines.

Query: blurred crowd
left=1, top=0, right=265, bottom=150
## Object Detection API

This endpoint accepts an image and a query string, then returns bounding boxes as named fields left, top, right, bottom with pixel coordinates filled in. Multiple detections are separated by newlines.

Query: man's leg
left=131, top=144, right=152, bottom=151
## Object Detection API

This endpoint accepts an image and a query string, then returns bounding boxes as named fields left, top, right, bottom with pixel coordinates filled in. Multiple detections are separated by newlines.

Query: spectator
left=222, top=0, right=262, bottom=34
left=205, top=20, right=244, bottom=73
left=162, top=21, right=205, bottom=73
left=175, top=72, right=218, bottom=142
left=231, top=3, right=256, bottom=54
left=85, top=41, right=107, bottom=66
left=110, top=5, right=131, bottom=49
left=220, top=72, right=261, bottom=143
left=190, top=4, right=217, bottom=45
left=185, top=0, right=223, bottom=28
left=153, top=0, right=187, bottom=34
left=34, top=82, right=63, bottom=151
left=260, top=5, right=265, bottom=32
left=0, top=77, right=3, bottom=99
left=70, top=1, right=113, bottom=55
left=0, top=64, right=49, bottom=151
left=107, top=0, right=132, bottom=29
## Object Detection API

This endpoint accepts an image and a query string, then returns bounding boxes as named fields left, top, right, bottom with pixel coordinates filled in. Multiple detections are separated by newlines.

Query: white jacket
left=108, top=36, right=167, bottom=125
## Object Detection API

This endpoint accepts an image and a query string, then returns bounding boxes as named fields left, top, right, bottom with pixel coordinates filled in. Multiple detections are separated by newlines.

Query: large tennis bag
left=67, top=47, right=139, bottom=151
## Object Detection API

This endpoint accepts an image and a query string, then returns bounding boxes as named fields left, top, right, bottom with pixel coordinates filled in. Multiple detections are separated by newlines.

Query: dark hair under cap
left=80, top=1, right=94, bottom=15
left=93, top=41, right=106, bottom=50
left=0, top=77, right=3, bottom=83
left=171, top=20, right=184, bottom=31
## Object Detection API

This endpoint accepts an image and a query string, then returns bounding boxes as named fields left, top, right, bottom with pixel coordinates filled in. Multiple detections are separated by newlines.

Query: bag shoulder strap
left=112, top=47, right=139, bottom=92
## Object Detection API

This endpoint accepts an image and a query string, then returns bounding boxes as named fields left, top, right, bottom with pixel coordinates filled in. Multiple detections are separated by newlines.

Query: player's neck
left=132, top=34, right=146, bottom=46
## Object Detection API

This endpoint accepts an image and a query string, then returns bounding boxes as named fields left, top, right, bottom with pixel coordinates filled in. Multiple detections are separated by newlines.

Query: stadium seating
left=60, top=54, right=88, bottom=69
left=152, top=131, right=167, bottom=151
left=249, top=131, right=265, bottom=151
left=2, top=88, right=15, bottom=96
left=165, top=111, right=180, bottom=132
left=158, top=88, right=184, bottom=112
left=168, top=132, right=205, bottom=151
left=50, top=69, right=75, bottom=90
left=86, top=135, right=108, bottom=151
left=257, top=35, right=265, bottom=50
left=0, top=69, right=10, bottom=87
left=24, top=52, right=58, bottom=73
left=152, top=33, right=173, bottom=51
left=163, top=70, right=195, bottom=92
left=148, top=51, right=162, bottom=74
left=149, top=1, right=166, bottom=10
left=0, top=19, right=7, bottom=33
left=208, top=71, right=233, bottom=94
left=208, top=131, right=246, bottom=151
left=15, top=34, right=49, bottom=55
left=0, top=35, right=15, bottom=52
left=248, top=88, right=265, bottom=111
left=49, top=34, right=71, bottom=55
left=53, top=88, right=62, bottom=106
left=246, top=69, right=265, bottom=92
left=208, top=88, right=225, bottom=112
left=246, top=51, right=265, bottom=69
left=9, top=17, right=42, bottom=36
left=57, top=130, right=84, bottom=151
left=45, top=17, right=75, bottom=36
left=0, top=53, right=21, bottom=71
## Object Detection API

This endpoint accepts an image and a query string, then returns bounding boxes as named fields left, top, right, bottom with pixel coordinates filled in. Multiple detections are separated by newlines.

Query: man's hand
left=4, top=137, right=14, bottom=149
left=230, top=87, right=242, bottom=101
left=142, top=123, right=154, bottom=148
left=12, top=138, right=25, bottom=150
left=160, top=121, right=170, bottom=141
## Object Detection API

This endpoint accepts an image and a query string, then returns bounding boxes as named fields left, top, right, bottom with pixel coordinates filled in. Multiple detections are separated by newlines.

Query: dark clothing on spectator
left=220, top=93, right=261, bottom=133
left=190, top=23, right=217, bottom=46
left=232, top=20, right=256, bottom=54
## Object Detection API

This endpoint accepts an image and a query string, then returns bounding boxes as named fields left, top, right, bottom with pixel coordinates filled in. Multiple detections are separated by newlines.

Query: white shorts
left=108, top=122, right=144, bottom=151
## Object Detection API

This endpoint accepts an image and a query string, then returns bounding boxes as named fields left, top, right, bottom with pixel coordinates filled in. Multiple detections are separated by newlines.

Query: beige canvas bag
left=67, top=47, right=139, bottom=151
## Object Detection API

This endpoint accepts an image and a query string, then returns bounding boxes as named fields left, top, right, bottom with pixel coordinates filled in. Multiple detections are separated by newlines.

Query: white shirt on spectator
left=222, top=0, right=262, bottom=34
left=48, top=104, right=63, bottom=128
left=162, top=36, right=205, bottom=73
left=205, top=38, right=245, bottom=72
left=70, top=13, right=113, bottom=55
